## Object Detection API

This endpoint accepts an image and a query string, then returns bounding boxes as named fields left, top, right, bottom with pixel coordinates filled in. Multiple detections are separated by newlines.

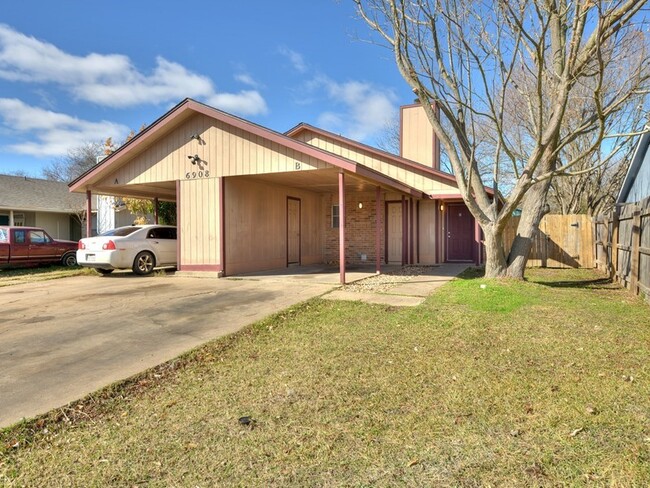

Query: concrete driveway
left=0, top=273, right=335, bottom=428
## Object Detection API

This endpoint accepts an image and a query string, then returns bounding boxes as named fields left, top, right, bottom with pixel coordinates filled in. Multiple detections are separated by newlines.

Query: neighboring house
left=617, top=130, right=650, bottom=204
left=70, top=99, right=493, bottom=281
left=0, top=174, right=85, bottom=240
left=95, top=195, right=152, bottom=235
left=0, top=174, right=144, bottom=241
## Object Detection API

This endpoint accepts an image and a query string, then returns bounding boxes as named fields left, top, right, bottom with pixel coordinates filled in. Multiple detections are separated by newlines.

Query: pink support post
left=375, top=186, right=381, bottom=274
left=402, top=195, right=407, bottom=265
left=339, top=172, right=346, bottom=285
left=176, top=180, right=181, bottom=271
left=85, top=190, right=92, bottom=237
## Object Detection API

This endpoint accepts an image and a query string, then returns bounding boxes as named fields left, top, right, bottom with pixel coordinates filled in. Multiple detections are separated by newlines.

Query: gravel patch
left=343, top=265, right=440, bottom=293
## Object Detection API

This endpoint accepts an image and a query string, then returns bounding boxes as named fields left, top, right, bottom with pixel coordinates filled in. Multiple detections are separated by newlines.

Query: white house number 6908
left=185, top=170, right=210, bottom=179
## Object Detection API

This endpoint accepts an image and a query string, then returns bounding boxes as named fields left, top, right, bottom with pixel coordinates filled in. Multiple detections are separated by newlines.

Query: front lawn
left=1, top=268, right=649, bottom=486
left=0, top=265, right=92, bottom=286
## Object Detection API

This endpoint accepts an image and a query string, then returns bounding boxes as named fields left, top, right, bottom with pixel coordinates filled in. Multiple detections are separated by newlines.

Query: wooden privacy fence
left=594, top=197, right=650, bottom=300
left=504, top=214, right=594, bottom=269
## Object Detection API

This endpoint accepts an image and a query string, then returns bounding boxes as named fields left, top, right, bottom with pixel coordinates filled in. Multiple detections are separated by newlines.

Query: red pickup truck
left=0, top=226, right=78, bottom=268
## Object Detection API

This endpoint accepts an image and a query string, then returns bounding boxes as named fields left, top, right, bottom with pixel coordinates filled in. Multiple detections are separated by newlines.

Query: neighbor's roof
left=0, top=174, right=85, bottom=213
left=617, top=129, right=650, bottom=204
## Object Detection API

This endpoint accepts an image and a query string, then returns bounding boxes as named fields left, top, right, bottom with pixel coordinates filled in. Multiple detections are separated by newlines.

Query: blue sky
left=0, top=1, right=413, bottom=177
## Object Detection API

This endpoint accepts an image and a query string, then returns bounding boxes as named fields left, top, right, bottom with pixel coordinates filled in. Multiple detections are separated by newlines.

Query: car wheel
left=133, top=251, right=156, bottom=276
left=96, top=268, right=114, bottom=275
left=62, top=252, right=77, bottom=267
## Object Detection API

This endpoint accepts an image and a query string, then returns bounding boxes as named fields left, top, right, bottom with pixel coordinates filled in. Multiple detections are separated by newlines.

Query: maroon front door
left=446, top=203, right=474, bottom=261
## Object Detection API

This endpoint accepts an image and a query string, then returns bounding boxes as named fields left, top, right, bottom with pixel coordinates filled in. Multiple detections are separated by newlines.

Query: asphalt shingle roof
left=0, top=174, right=85, bottom=213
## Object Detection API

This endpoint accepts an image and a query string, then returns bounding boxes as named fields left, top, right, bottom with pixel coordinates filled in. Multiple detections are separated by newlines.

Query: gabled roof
left=617, top=129, right=650, bottom=204
left=286, top=122, right=495, bottom=197
left=0, top=174, right=85, bottom=213
left=69, top=98, right=425, bottom=198
left=286, top=122, right=457, bottom=183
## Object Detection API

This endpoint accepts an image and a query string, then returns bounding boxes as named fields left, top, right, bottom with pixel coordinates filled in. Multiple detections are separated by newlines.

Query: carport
left=69, top=99, right=426, bottom=284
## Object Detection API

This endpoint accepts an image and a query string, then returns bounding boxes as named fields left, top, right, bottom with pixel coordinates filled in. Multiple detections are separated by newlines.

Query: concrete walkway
left=235, top=263, right=470, bottom=306
left=322, top=263, right=470, bottom=306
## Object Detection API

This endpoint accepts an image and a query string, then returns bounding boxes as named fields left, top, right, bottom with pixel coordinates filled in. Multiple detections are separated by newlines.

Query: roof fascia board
left=70, top=98, right=424, bottom=197
left=69, top=98, right=194, bottom=190
left=287, top=123, right=497, bottom=197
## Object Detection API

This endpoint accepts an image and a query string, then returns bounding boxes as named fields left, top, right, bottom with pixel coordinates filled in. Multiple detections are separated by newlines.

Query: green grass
left=1, top=268, right=649, bottom=486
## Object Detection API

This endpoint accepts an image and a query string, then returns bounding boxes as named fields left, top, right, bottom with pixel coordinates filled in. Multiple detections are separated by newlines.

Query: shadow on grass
left=533, top=277, right=614, bottom=289
left=454, top=266, right=617, bottom=291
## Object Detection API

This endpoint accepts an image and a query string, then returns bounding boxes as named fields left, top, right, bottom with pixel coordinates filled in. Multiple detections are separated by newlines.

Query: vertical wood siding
left=97, top=114, right=331, bottom=189
left=626, top=146, right=650, bottom=203
left=179, top=177, right=220, bottom=267
left=293, top=129, right=457, bottom=196
left=401, top=105, right=436, bottom=168
left=224, top=177, right=323, bottom=275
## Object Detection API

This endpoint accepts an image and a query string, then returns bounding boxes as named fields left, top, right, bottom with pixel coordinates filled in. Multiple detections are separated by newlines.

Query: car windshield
left=99, top=227, right=141, bottom=237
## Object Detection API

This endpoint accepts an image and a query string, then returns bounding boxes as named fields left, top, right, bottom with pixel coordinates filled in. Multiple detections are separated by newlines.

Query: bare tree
left=354, top=0, right=650, bottom=278
left=376, top=116, right=402, bottom=154
left=42, top=142, right=104, bottom=183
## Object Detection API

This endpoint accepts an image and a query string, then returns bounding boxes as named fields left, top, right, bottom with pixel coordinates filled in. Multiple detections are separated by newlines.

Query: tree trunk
left=506, top=180, right=552, bottom=279
left=483, top=225, right=508, bottom=278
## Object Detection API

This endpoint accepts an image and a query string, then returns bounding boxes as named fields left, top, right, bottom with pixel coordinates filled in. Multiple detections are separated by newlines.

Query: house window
left=332, top=205, right=340, bottom=228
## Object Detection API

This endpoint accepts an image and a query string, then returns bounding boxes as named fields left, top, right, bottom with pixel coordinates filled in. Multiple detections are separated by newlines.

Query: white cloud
left=0, top=98, right=129, bottom=157
left=313, top=76, right=398, bottom=142
left=206, top=90, right=268, bottom=116
left=278, top=46, right=307, bottom=73
left=0, top=24, right=268, bottom=116
left=234, top=73, right=259, bottom=88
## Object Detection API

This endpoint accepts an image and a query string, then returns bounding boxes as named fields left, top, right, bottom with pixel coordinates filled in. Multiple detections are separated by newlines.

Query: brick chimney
left=399, top=102, right=441, bottom=170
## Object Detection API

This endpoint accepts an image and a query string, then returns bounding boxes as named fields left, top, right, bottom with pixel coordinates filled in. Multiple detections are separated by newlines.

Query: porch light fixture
left=440, top=204, right=444, bottom=211
left=358, top=202, right=363, bottom=209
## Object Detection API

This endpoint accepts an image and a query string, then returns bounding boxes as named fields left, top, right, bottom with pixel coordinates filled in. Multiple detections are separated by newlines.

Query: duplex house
left=70, top=99, right=489, bottom=282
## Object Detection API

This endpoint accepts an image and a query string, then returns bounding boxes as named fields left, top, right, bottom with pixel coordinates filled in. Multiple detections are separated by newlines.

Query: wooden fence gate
left=504, top=214, right=594, bottom=268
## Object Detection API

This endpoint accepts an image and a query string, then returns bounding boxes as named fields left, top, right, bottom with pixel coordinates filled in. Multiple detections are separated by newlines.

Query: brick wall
left=324, top=191, right=386, bottom=265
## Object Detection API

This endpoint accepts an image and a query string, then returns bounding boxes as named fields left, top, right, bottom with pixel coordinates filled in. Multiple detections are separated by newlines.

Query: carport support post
left=85, top=190, right=92, bottom=238
left=339, top=171, right=346, bottom=285
left=402, top=195, right=407, bottom=265
left=375, top=186, right=381, bottom=274
left=153, top=197, right=159, bottom=224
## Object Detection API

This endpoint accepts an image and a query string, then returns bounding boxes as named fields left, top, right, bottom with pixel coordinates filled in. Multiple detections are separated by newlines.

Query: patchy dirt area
left=343, top=265, right=443, bottom=293
left=0, top=266, right=91, bottom=287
